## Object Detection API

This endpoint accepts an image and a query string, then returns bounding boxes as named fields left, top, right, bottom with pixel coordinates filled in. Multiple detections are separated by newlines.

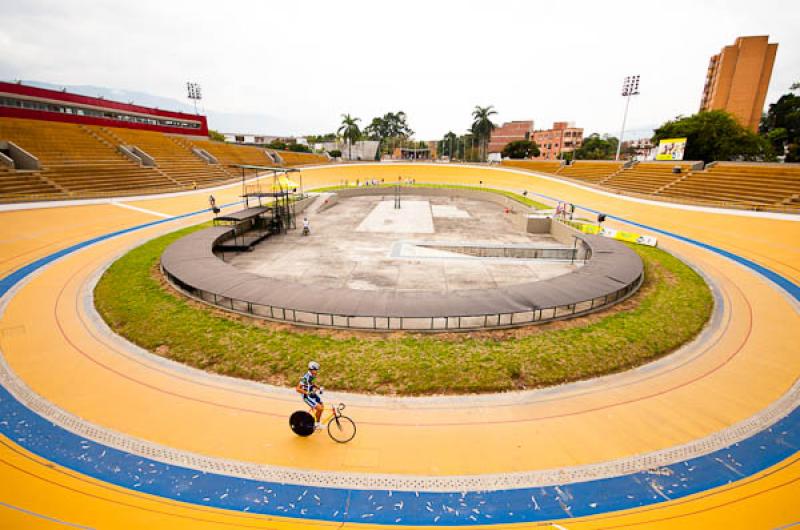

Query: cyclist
left=297, top=361, right=323, bottom=429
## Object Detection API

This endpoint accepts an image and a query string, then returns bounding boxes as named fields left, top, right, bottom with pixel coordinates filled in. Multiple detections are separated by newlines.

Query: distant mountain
left=15, top=80, right=295, bottom=136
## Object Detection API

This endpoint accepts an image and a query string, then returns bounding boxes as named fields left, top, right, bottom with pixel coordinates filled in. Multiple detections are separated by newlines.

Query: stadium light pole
left=615, top=75, right=640, bottom=161
left=186, top=82, right=202, bottom=115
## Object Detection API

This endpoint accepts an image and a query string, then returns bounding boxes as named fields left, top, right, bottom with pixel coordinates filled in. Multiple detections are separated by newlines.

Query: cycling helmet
left=308, top=361, right=320, bottom=371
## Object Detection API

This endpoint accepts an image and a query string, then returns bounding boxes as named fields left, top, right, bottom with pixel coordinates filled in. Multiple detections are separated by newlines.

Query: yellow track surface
left=0, top=164, right=798, bottom=529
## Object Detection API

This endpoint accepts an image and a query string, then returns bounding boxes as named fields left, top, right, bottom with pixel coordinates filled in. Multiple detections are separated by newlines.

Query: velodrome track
left=0, top=163, right=799, bottom=529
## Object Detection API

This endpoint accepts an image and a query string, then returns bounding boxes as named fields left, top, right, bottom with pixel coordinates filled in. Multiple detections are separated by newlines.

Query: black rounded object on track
left=290, top=410, right=315, bottom=436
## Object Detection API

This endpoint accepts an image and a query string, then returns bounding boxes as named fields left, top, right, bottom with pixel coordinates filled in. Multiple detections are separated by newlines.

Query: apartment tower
left=699, top=35, right=778, bottom=131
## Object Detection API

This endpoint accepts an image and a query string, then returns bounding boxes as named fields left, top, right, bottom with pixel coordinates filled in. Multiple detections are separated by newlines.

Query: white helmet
left=308, top=361, right=320, bottom=371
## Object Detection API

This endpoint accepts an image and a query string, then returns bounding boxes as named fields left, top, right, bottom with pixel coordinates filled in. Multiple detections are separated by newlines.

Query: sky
left=1, top=0, right=798, bottom=139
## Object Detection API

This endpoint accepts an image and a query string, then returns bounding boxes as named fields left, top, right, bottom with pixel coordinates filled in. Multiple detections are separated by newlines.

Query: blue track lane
left=0, top=197, right=798, bottom=525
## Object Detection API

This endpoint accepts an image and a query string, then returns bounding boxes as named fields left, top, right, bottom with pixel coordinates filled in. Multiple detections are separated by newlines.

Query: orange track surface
left=0, top=164, right=798, bottom=529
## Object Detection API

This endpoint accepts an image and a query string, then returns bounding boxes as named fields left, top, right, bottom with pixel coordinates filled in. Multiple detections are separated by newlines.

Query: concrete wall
left=118, top=145, right=143, bottom=165
left=0, top=141, right=40, bottom=170
left=129, top=146, right=156, bottom=167
left=193, top=147, right=218, bottom=165
left=0, top=150, right=14, bottom=169
left=294, top=195, right=317, bottom=214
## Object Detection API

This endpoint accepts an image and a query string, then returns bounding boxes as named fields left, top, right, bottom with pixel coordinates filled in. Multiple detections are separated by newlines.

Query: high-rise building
left=532, top=122, right=583, bottom=160
left=488, top=120, right=534, bottom=153
left=699, top=35, right=778, bottom=132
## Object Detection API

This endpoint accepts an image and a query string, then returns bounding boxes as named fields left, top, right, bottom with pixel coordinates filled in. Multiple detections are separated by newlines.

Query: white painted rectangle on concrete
left=356, top=200, right=434, bottom=234
left=431, top=204, right=471, bottom=218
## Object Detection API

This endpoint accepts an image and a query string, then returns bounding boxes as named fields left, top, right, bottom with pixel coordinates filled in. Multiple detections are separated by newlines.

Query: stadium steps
left=500, top=160, right=563, bottom=174
left=656, top=163, right=800, bottom=207
left=268, top=149, right=330, bottom=167
left=190, top=139, right=275, bottom=170
left=0, top=118, right=179, bottom=198
left=103, top=126, right=233, bottom=187
left=0, top=169, right=65, bottom=201
left=554, top=161, right=623, bottom=184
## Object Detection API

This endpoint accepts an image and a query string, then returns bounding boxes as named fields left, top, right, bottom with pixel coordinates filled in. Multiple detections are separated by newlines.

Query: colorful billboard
left=655, top=138, right=687, bottom=161
left=574, top=222, right=658, bottom=247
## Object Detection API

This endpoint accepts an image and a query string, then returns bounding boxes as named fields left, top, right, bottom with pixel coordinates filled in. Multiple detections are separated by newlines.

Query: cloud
left=1, top=0, right=797, bottom=138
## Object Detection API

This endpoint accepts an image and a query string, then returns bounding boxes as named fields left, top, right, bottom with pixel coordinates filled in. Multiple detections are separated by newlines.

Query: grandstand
left=554, top=160, right=623, bottom=184
left=0, top=82, right=335, bottom=202
left=269, top=149, right=330, bottom=166
left=0, top=118, right=178, bottom=198
left=190, top=138, right=275, bottom=167
left=500, top=156, right=800, bottom=212
left=500, top=159, right=563, bottom=173
left=658, top=162, right=800, bottom=209
left=102, top=126, right=233, bottom=187
left=602, top=161, right=699, bottom=195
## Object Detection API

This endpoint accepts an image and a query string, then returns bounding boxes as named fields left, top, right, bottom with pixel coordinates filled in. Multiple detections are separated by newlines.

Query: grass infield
left=95, top=223, right=712, bottom=395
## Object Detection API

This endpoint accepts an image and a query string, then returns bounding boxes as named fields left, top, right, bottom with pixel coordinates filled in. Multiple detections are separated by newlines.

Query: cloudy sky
left=1, top=0, right=798, bottom=138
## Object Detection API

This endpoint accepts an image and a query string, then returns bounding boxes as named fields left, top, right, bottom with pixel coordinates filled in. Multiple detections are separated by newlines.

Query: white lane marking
left=0, top=501, right=97, bottom=529
left=110, top=201, right=171, bottom=218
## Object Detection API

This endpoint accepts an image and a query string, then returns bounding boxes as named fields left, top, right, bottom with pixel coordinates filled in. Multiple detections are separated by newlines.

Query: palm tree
left=337, top=114, right=361, bottom=160
left=471, top=105, right=497, bottom=162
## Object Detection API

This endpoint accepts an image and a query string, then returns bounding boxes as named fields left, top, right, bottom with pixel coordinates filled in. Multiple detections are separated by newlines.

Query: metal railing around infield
left=164, top=268, right=641, bottom=332
left=161, top=235, right=646, bottom=332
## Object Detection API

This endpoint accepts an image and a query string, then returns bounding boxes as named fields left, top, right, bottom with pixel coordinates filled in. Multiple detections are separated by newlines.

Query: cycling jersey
left=299, top=371, right=317, bottom=394
left=299, top=371, right=321, bottom=407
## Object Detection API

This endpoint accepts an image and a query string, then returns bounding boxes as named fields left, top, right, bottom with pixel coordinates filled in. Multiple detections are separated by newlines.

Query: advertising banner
left=574, top=223, right=658, bottom=247
left=655, top=138, right=687, bottom=161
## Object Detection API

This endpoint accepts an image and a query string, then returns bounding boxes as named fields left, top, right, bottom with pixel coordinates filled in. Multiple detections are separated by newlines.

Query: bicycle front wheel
left=327, top=415, right=356, bottom=443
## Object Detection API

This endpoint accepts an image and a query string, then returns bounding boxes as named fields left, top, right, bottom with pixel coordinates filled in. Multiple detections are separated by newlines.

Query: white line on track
left=110, top=201, right=170, bottom=218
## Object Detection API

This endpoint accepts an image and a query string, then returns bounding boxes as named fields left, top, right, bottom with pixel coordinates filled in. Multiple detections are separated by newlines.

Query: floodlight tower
left=615, top=75, right=640, bottom=161
left=186, top=82, right=202, bottom=114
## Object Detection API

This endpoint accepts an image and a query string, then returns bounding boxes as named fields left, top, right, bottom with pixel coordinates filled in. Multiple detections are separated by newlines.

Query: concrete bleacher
left=500, top=160, right=563, bottom=174
left=657, top=162, right=800, bottom=209
left=191, top=139, right=275, bottom=168
left=103, top=126, right=233, bottom=187
left=555, top=161, right=623, bottom=184
left=518, top=156, right=800, bottom=212
left=269, top=150, right=330, bottom=167
left=603, top=162, right=698, bottom=195
left=0, top=118, right=273, bottom=202
left=0, top=118, right=178, bottom=199
left=0, top=168, right=63, bottom=200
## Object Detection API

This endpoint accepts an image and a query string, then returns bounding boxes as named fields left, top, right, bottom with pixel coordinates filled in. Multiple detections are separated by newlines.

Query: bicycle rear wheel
left=327, top=415, right=356, bottom=443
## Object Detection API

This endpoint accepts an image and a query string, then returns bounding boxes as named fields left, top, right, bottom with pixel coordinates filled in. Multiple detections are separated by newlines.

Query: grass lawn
left=95, top=224, right=712, bottom=395
left=311, top=183, right=551, bottom=210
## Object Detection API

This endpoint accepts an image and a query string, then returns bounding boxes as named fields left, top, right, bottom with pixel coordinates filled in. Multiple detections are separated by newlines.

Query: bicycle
left=290, top=402, right=357, bottom=443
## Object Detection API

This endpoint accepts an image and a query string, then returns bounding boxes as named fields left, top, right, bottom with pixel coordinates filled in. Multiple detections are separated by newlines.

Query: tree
left=653, top=110, right=773, bottom=162
left=266, top=139, right=288, bottom=150
left=288, top=143, right=311, bottom=153
left=305, top=133, right=337, bottom=144
left=760, top=84, right=800, bottom=162
left=438, top=131, right=458, bottom=159
left=208, top=129, right=225, bottom=142
left=502, top=140, right=540, bottom=159
left=471, top=105, right=497, bottom=161
left=364, top=111, right=413, bottom=140
left=364, top=111, right=414, bottom=159
left=337, top=114, right=361, bottom=160
left=328, top=149, right=342, bottom=159
left=574, top=133, right=618, bottom=160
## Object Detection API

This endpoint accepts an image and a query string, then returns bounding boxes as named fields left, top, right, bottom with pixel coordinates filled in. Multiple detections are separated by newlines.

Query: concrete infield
left=160, top=188, right=643, bottom=331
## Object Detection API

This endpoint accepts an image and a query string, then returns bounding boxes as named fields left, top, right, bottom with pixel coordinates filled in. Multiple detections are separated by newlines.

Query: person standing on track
left=297, top=361, right=324, bottom=429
